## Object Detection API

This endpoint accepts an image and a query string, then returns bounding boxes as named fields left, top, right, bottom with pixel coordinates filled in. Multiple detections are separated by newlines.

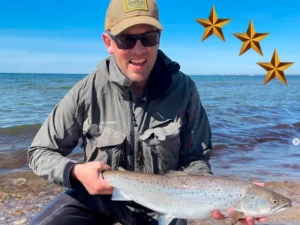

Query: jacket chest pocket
left=139, top=121, right=181, bottom=174
left=85, top=125, right=127, bottom=170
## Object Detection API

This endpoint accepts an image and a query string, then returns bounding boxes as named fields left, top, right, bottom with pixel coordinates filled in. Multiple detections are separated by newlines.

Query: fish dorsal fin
left=164, top=170, right=188, bottom=176
left=117, top=167, right=126, bottom=171
left=157, top=214, right=174, bottom=225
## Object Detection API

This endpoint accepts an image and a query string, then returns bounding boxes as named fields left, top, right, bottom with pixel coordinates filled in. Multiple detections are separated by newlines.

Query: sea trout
left=103, top=168, right=292, bottom=225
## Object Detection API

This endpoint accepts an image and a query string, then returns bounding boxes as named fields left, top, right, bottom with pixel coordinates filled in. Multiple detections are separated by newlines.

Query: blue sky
left=0, top=0, right=299, bottom=75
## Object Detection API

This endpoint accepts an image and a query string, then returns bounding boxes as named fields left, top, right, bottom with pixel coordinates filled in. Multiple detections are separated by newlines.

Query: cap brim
left=109, top=16, right=163, bottom=35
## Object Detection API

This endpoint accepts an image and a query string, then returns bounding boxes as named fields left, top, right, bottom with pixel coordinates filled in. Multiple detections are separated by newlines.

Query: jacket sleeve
left=28, top=81, right=84, bottom=188
left=178, top=81, right=214, bottom=176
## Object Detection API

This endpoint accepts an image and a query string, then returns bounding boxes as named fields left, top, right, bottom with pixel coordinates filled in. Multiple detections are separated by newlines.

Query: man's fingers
left=253, top=182, right=265, bottom=187
left=212, top=210, right=225, bottom=220
left=239, top=220, right=248, bottom=225
left=100, top=163, right=111, bottom=171
left=246, top=216, right=255, bottom=225
left=101, top=189, right=114, bottom=195
left=256, top=217, right=266, bottom=222
left=239, top=216, right=256, bottom=225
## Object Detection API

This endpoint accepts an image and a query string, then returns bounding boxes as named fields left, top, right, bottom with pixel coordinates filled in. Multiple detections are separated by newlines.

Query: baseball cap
left=105, top=0, right=163, bottom=35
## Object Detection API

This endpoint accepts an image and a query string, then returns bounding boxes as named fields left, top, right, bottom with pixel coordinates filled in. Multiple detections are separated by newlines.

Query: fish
left=103, top=168, right=292, bottom=225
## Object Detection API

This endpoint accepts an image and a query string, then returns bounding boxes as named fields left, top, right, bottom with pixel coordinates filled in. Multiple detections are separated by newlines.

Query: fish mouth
left=273, top=204, right=292, bottom=213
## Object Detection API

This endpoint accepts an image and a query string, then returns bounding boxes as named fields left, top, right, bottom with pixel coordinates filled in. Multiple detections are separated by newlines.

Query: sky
left=0, top=0, right=299, bottom=75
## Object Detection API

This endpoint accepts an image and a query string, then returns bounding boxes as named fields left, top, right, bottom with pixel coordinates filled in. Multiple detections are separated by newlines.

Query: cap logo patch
left=123, top=0, right=148, bottom=12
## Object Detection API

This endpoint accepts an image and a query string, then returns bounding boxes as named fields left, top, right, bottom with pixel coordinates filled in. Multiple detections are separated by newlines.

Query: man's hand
left=212, top=182, right=266, bottom=225
left=71, top=161, right=113, bottom=195
left=213, top=210, right=266, bottom=225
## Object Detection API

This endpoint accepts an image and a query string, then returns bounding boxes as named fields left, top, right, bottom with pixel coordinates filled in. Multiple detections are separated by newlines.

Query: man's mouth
left=129, top=58, right=146, bottom=66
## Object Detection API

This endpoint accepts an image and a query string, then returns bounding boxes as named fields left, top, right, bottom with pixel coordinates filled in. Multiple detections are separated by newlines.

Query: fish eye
left=272, top=198, right=279, bottom=204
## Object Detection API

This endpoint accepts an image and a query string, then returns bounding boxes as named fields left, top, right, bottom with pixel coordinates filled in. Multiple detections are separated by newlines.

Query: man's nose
left=131, top=40, right=146, bottom=53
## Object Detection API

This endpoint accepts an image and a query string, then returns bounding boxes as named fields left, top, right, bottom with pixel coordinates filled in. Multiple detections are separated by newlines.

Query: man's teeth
left=131, top=59, right=146, bottom=63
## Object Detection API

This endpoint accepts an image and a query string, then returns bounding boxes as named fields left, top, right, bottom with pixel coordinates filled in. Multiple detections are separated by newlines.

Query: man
left=28, top=0, right=264, bottom=224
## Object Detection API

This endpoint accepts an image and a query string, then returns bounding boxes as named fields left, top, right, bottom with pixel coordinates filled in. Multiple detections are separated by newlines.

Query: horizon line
left=1, top=72, right=300, bottom=76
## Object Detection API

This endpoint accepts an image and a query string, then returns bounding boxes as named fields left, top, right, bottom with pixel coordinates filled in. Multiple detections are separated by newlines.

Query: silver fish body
left=103, top=169, right=292, bottom=223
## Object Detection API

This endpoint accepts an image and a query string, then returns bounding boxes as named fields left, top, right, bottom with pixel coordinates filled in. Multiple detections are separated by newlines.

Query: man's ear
left=102, top=33, right=114, bottom=54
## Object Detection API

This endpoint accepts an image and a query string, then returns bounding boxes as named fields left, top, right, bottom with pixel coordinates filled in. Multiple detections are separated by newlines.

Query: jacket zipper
left=106, top=149, right=112, bottom=167
left=129, top=94, right=136, bottom=171
left=151, top=146, right=159, bottom=174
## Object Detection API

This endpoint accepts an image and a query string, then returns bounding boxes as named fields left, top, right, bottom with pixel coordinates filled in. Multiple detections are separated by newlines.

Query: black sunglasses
left=109, top=30, right=161, bottom=50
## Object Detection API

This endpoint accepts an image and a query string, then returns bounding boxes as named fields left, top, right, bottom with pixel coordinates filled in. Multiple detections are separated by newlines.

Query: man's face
left=103, top=24, right=160, bottom=84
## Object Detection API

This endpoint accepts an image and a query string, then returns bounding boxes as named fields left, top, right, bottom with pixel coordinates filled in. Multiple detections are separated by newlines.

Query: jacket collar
left=100, top=49, right=180, bottom=101
left=109, top=55, right=133, bottom=87
left=146, top=49, right=180, bottom=101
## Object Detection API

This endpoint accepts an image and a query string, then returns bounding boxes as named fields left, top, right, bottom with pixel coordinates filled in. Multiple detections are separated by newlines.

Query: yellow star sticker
left=257, top=49, right=294, bottom=85
left=195, top=5, right=231, bottom=42
left=233, top=20, right=269, bottom=56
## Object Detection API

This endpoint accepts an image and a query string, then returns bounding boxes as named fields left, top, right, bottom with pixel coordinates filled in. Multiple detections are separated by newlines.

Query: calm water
left=0, top=73, right=299, bottom=183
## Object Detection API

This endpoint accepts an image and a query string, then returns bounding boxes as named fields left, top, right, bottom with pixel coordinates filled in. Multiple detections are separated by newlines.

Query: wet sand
left=0, top=170, right=65, bottom=225
left=1, top=170, right=300, bottom=225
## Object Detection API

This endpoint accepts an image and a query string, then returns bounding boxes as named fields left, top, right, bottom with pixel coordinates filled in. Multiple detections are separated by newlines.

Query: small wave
left=292, top=122, right=300, bottom=128
left=272, top=123, right=293, bottom=129
left=20, top=83, right=37, bottom=87
left=255, top=137, right=284, bottom=144
left=0, top=124, right=41, bottom=136
left=229, top=156, right=256, bottom=164
left=58, top=86, right=72, bottom=90
left=280, top=164, right=300, bottom=170
left=266, top=122, right=300, bottom=130
left=213, top=144, right=230, bottom=151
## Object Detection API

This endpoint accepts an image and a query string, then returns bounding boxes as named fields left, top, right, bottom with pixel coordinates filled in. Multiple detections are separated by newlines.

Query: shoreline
left=1, top=170, right=300, bottom=225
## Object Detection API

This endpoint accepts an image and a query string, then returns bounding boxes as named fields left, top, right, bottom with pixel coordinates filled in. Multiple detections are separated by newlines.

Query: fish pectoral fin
left=111, top=189, right=131, bottom=201
left=157, top=214, right=174, bottom=225
left=164, top=170, right=188, bottom=176
left=232, top=210, right=244, bottom=221
left=224, top=210, right=244, bottom=225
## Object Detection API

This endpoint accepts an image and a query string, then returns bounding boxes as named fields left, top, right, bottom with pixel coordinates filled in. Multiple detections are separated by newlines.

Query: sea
left=1, top=73, right=300, bottom=224
left=0, top=73, right=299, bottom=182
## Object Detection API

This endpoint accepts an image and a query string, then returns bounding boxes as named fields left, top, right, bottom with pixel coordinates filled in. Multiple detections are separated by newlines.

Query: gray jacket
left=28, top=49, right=214, bottom=188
